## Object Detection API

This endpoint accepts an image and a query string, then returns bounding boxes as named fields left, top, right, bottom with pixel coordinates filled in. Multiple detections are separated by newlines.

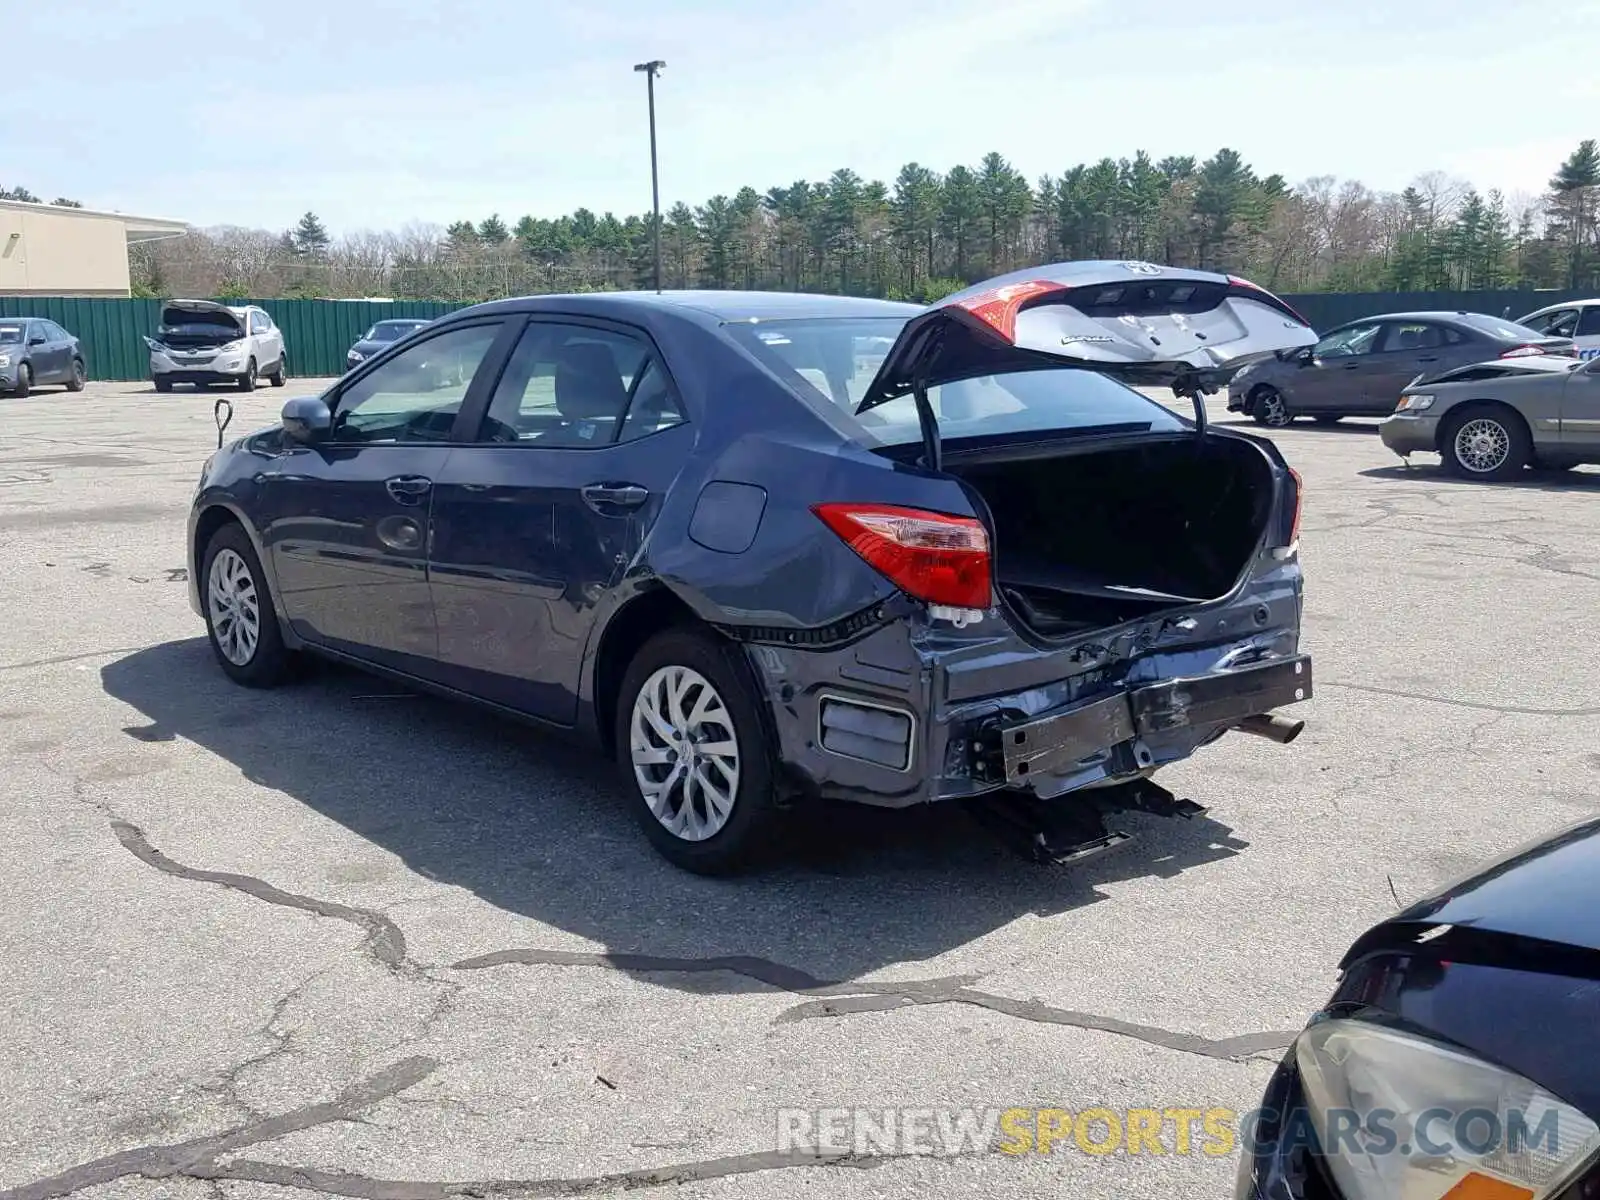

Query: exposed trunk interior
left=947, top=435, right=1278, bottom=637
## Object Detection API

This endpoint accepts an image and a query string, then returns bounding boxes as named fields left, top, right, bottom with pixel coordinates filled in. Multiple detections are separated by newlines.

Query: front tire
left=1250, top=385, right=1291, bottom=428
left=201, top=522, right=291, bottom=687
left=66, top=359, right=87, bottom=392
left=153, top=377, right=173, bottom=393
left=12, top=363, right=31, bottom=397
left=237, top=359, right=258, bottom=392
left=1440, top=404, right=1531, bottom=482
left=615, top=628, right=781, bottom=875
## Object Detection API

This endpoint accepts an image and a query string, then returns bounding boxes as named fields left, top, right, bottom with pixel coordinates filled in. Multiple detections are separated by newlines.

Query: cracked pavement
left=3, top=381, right=1598, bottom=1199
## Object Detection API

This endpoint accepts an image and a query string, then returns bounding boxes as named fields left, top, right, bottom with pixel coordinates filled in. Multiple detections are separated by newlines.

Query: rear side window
left=1576, top=308, right=1600, bottom=337
left=1459, top=313, right=1556, bottom=341
left=478, top=321, right=679, bottom=447
left=1377, top=323, right=1446, bottom=353
left=729, top=317, right=1183, bottom=448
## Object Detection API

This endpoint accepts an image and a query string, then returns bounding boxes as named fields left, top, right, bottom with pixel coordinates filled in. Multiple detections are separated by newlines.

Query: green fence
left=0, top=297, right=464, bottom=382
left=1, top=289, right=1594, bottom=383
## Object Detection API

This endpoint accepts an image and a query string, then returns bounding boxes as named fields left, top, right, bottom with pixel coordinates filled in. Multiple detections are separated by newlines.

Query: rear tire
left=200, top=522, right=291, bottom=688
left=66, top=359, right=86, bottom=392
left=268, top=355, right=287, bottom=387
left=12, top=363, right=31, bottom=398
left=1249, top=385, right=1291, bottom=427
left=615, top=627, right=782, bottom=875
left=237, top=359, right=257, bottom=392
left=1440, top=404, right=1531, bottom=482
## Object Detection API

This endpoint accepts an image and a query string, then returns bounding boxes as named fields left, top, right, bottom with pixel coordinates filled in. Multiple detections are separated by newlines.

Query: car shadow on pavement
left=101, top=639, right=1248, bottom=991
left=1359, top=464, right=1600, bottom=491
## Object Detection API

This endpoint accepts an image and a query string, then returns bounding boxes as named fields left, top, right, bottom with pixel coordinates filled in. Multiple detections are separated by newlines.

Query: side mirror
left=28, top=334, right=46, bottom=346
left=281, top=395, right=332, bottom=443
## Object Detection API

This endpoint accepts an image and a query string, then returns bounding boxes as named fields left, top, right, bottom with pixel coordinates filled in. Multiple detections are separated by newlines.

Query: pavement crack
left=0, top=647, right=146, bottom=673
left=1321, top=681, right=1600, bottom=717
left=1, top=1056, right=953, bottom=1200
left=111, top=820, right=408, bottom=971
left=0, top=1057, right=437, bottom=1200
left=451, top=948, right=1292, bottom=1062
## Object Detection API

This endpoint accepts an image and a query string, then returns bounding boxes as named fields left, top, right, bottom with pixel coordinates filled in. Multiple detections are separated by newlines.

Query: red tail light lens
left=1227, top=274, right=1311, bottom=327
left=948, top=280, right=1068, bottom=343
left=1287, top=467, right=1303, bottom=545
left=812, top=503, right=992, bottom=609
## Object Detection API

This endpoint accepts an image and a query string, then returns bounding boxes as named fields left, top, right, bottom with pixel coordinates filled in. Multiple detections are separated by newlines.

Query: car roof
left=459, top=290, right=924, bottom=324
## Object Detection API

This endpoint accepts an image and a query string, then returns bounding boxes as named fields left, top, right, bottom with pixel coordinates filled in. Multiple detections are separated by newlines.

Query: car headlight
left=1396, top=393, right=1435, bottom=412
left=0, top=354, right=10, bottom=368
left=218, top=340, right=243, bottom=353
left=1297, top=1020, right=1600, bottom=1200
left=349, top=351, right=364, bottom=362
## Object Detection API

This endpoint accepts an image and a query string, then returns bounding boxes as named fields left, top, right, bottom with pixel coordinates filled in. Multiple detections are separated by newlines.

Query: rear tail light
left=948, top=280, right=1069, bottom=343
left=812, top=502, right=992, bottom=609
left=1226, top=274, right=1311, bottom=327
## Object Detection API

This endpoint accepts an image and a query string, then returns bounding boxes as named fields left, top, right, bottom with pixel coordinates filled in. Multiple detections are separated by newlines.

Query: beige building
left=0, top=198, right=187, bottom=297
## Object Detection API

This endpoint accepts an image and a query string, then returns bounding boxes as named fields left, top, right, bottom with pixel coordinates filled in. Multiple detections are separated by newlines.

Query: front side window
left=477, top=322, right=666, bottom=447
left=1314, top=323, right=1381, bottom=358
left=331, top=321, right=503, bottom=444
left=727, top=317, right=1184, bottom=449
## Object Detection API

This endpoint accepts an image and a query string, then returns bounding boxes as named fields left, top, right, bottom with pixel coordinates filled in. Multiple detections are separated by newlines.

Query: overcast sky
left=15, top=0, right=1597, bottom=237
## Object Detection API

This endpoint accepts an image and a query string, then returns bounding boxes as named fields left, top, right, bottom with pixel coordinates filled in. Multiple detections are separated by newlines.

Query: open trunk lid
left=856, top=261, right=1317, bottom=466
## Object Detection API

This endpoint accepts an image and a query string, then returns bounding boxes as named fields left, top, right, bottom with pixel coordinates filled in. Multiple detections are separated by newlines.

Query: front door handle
left=385, top=475, right=432, bottom=505
left=581, top=483, right=649, bottom=511
left=1342, top=363, right=1361, bottom=370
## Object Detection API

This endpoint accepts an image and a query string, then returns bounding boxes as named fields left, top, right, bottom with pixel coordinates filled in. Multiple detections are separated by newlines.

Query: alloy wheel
left=629, top=664, right=741, bottom=842
left=207, top=547, right=261, bottom=666
left=1255, top=388, right=1290, bottom=427
left=1453, top=417, right=1511, bottom=474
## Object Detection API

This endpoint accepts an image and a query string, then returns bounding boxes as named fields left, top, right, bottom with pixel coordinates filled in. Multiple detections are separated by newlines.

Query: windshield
left=1459, top=314, right=1555, bottom=341
left=730, top=317, right=1184, bottom=446
left=0, top=324, right=23, bottom=345
left=365, top=321, right=426, bottom=343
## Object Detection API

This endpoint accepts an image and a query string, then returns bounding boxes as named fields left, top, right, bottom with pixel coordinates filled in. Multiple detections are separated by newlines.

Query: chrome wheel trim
left=1257, top=389, right=1289, bottom=427
left=1454, top=417, right=1511, bottom=474
left=629, top=664, right=740, bottom=842
left=207, top=548, right=261, bottom=666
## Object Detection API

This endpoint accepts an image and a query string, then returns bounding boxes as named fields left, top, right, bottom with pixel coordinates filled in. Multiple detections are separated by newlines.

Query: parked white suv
left=146, top=300, right=288, bottom=392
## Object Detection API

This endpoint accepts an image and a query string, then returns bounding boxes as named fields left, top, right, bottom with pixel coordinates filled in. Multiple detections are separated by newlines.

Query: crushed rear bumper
left=742, top=580, right=1312, bottom=809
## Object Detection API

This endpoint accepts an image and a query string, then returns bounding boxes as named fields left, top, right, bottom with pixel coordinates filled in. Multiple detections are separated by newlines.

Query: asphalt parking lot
left=3, top=377, right=1598, bottom=1200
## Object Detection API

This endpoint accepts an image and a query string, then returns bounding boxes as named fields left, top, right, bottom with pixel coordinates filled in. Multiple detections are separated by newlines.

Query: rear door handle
left=581, top=483, right=649, bottom=511
left=1417, top=356, right=1439, bottom=363
left=386, top=475, right=432, bottom=505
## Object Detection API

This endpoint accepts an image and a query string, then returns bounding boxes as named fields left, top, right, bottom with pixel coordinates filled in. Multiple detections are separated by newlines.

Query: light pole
left=633, top=59, right=666, bottom=293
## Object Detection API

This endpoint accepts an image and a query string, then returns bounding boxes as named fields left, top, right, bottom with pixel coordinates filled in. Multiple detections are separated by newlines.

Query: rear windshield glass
left=728, top=317, right=1184, bottom=445
left=365, top=321, right=426, bottom=342
left=1458, top=313, right=1553, bottom=341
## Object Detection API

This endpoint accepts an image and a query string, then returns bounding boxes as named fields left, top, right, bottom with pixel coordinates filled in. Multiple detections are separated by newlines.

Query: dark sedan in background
left=1227, top=311, right=1577, bottom=427
left=187, top=261, right=1320, bottom=874
left=1237, top=815, right=1600, bottom=1200
left=345, top=317, right=432, bottom=372
left=0, top=316, right=87, bottom=396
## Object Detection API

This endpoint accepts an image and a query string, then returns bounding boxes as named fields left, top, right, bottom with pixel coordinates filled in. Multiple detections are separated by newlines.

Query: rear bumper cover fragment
left=1000, top=655, right=1312, bottom=785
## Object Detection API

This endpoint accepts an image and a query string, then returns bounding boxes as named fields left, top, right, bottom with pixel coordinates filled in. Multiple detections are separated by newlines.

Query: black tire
left=1440, top=404, right=1531, bottom=482
left=614, top=627, right=782, bottom=875
left=268, top=355, right=287, bottom=387
left=1249, top=384, right=1291, bottom=428
left=199, top=521, right=291, bottom=687
left=153, top=377, right=173, bottom=393
left=66, top=359, right=87, bottom=392
left=12, top=363, right=31, bottom=398
left=1312, top=414, right=1343, bottom=425
left=237, top=359, right=258, bottom=392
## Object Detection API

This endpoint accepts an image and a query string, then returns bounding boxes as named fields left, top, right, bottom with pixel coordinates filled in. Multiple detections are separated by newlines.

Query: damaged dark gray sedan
left=186, top=261, right=1319, bottom=873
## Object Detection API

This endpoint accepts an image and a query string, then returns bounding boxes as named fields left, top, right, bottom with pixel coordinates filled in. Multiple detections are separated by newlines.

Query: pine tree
left=291, top=211, right=330, bottom=257
left=477, top=214, right=510, bottom=244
